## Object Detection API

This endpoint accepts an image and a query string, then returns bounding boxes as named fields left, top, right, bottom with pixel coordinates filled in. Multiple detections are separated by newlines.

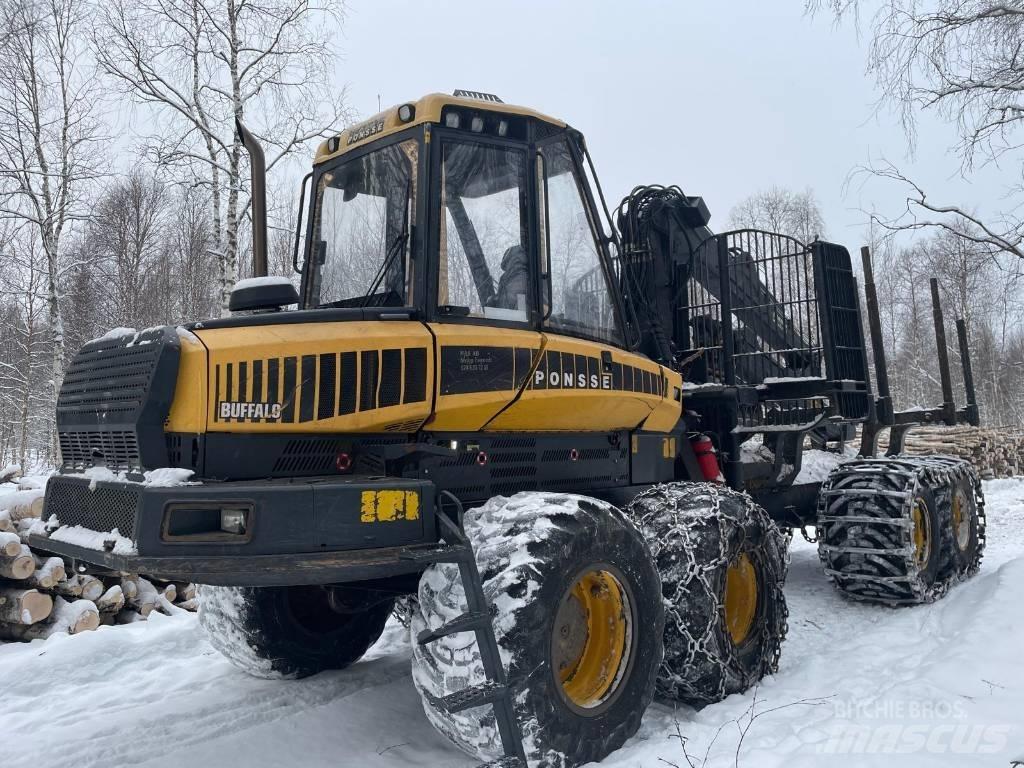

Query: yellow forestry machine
left=34, top=91, right=985, bottom=767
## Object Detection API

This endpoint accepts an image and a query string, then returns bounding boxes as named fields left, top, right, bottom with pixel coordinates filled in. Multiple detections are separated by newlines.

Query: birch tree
left=729, top=186, right=826, bottom=243
left=94, top=0, right=350, bottom=313
left=813, top=0, right=1024, bottom=259
left=0, top=0, right=104, bottom=450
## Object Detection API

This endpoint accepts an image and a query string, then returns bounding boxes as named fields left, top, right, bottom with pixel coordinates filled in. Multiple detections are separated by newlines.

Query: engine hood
left=168, top=319, right=433, bottom=435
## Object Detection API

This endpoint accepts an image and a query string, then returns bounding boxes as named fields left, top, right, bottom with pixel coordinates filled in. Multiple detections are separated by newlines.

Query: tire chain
left=628, top=483, right=790, bottom=707
left=816, top=454, right=986, bottom=606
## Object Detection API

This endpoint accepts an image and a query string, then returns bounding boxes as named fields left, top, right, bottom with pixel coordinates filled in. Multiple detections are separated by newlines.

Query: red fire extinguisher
left=691, top=435, right=724, bottom=483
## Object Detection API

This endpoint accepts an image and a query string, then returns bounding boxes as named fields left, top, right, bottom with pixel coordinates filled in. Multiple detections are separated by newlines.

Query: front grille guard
left=44, top=475, right=141, bottom=540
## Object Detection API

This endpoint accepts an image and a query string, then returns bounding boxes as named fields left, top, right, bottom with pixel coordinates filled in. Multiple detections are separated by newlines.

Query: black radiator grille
left=57, top=339, right=161, bottom=420
left=56, top=327, right=179, bottom=472
left=59, top=430, right=140, bottom=470
left=44, top=477, right=141, bottom=539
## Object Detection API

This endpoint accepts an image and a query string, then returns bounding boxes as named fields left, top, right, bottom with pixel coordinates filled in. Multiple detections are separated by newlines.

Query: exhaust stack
left=235, top=119, right=268, bottom=278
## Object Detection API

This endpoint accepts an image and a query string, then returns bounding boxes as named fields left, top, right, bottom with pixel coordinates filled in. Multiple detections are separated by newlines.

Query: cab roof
left=314, top=92, right=567, bottom=165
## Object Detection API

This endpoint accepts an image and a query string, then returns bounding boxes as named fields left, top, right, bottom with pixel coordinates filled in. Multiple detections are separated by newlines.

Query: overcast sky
left=335, top=0, right=1001, bottom=249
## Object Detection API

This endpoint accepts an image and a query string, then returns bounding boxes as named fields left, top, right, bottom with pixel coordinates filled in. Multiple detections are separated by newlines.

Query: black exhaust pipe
left=235, top=119, right=267, bottom=278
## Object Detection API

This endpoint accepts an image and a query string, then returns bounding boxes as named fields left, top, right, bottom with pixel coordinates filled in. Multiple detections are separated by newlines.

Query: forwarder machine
left=33, top=91, right=986, bottom=768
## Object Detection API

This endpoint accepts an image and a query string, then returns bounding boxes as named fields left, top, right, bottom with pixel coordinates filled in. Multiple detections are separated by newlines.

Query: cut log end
left=0, top=588, right=53, bottom=625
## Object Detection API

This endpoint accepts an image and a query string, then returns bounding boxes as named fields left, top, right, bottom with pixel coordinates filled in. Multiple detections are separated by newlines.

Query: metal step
left=417, top=610, right=493, bottom=645
left=399, top=544, right=472, bottom=565
left=427, top=680, right=509, bottom=714
left=476, top=758, right=526, bottom=768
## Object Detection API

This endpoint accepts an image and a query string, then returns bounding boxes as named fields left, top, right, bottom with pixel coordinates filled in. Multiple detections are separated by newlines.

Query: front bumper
left=31, top=473, right=437, bottom=586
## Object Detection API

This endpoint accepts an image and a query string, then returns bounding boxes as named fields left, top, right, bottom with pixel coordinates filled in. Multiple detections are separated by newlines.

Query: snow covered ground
left=3, top=479, right=1023, bottom=768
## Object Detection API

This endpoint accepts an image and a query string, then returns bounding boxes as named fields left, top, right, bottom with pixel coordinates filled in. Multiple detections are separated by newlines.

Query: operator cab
left=301, top=90, right=626, bottom=347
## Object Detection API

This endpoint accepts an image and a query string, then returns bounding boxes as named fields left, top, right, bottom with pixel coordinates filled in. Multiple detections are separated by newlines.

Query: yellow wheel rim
left=911, top=498, right=931, bottom=568
left=951, top=488, right=970, bottom=551
left=724, top=553, right=759, bottom=646
left=554, top=568, right=632, bottom=710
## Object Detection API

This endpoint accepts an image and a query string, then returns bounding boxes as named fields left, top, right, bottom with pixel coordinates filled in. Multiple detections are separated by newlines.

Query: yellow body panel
left=166, top=329, right=208, bottom=434
left=487, top=333, right=681, bottom=432
left=194, top=321, right=434, bottom=433
left=641, top=367, right=684, bottom=432
left=164, top=320, right=681, bottom=438
left=423, top=323, right=543, bottom=432
left=314, top=93, right=566, bottom=164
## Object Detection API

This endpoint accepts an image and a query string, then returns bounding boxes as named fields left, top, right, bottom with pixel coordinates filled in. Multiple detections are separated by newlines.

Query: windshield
left=311, top=139, right=418, bottom=308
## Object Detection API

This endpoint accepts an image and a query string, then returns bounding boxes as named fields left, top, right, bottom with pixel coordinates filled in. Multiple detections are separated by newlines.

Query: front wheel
left=411, top=492, right=664, bottom=768
left=627, top=483, right=790, bottom=708
left=198, top=584, right=394, bottom=679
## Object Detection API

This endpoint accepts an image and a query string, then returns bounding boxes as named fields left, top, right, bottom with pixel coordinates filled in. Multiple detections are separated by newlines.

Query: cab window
left=312, top=139, right=418, bottom=308
left=539, top=141, right=622, bottom=345
left=438, top=141, right=531, bottom=322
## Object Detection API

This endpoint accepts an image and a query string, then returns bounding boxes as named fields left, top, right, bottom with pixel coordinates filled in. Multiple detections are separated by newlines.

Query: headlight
left=220, top=508, right=248, bottom=535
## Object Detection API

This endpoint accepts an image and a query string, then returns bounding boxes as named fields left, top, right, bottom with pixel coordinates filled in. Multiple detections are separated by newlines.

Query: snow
left=761, top=376, right=826, bottom=385
left=48, top=524, right=136, bottom=555
left=232, top=276, right=295, bottom=290
left=682, top=381, right=725, bottom=391
left=177, top=326, right=203, bottom=346
left=794, top=448, right=855, bottom=484
left=1, top=479, right=1022, bottom=768
left=88, top=325, right=165, bottom=347
left=92, top=326, right=137, bottom=342
left=142, top=467, right=197, bottom=487
left=64, top=465, right=196, bottom=490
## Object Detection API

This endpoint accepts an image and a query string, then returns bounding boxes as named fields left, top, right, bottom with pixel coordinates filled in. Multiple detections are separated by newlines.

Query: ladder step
left=417, top=610, right=492, bottom=645
left=399, top=544, right=472, bottom=565
left=476, top=758, right=526, bottom=768
left=427, top=681, right=509, bottom=714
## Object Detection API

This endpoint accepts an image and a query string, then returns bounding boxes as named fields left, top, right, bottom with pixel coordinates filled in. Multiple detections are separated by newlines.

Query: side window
left=439, top=142, right=531, bottom=322
left=540, top=141, right=622, bottom=344
left=313, top=140, right=417, bottom=308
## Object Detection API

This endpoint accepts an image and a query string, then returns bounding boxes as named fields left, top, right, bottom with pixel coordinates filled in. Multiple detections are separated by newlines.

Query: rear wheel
left=944, top=463, right=986, bottom=578
left=626, top=483, right=789, bottom=708
left=198, top=584, right=394, bottom=679
left=411, top=492, right=663, bottom=768
left=816, top=455, right=983, bottom=605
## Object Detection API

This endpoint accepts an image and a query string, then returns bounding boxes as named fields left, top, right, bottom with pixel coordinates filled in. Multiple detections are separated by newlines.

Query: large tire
left=198, top=584, right=394, bottom=679
left=816, top=455, right=983, bottom=605
left=411, top=492, right=664, bottom=768
left=940, top=460, right=986, bottom=579
left=626, top=483, right=789, bottom=708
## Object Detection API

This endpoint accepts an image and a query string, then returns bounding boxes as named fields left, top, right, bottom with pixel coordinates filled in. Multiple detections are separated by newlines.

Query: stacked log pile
left=0, top=473, right=198, bottom=643
left=876, top=425, right=1024, bottom=480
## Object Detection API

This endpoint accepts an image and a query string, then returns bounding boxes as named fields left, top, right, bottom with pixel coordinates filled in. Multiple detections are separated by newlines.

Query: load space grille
left=44, top=477, right=141, bottom=540
left=685, top=230, right=824, bottom=387
left=681, top=231, right=870, bottom=426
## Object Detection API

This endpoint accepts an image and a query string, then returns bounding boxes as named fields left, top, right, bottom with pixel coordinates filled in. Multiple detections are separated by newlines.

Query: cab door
left=486, top=138, right=682, bottom=433
left=422, top=134, right=545, bottom=432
